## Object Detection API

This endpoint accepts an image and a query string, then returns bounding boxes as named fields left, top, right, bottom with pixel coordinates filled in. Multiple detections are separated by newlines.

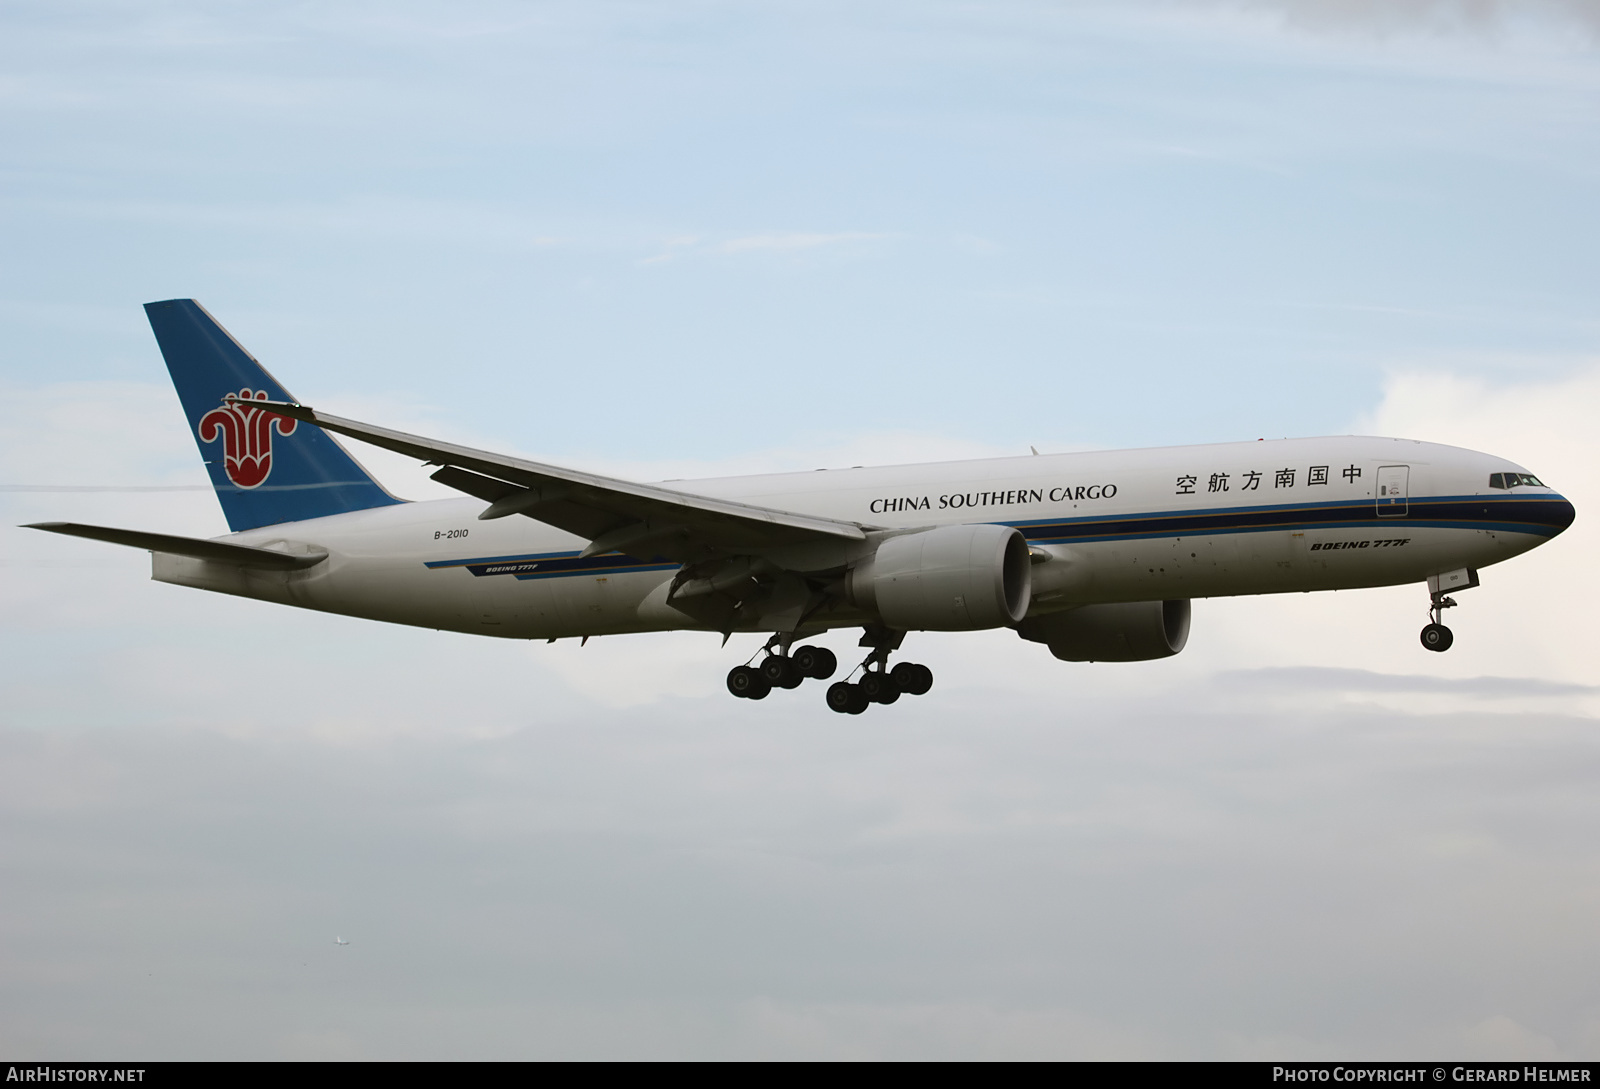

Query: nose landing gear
left=1420, top=618, right=1454, bottom=653
left=1419, top=588, right=1457, bottom=653
left=1419, top=568, right=1479, bottom=653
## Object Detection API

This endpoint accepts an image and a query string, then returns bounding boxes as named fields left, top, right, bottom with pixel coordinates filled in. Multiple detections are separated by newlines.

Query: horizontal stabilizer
left=24, top=522, right=327, bottom=570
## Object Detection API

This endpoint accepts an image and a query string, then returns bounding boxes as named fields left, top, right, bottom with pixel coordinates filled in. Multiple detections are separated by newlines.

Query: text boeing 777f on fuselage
left=27, top=300, right=1576, bottom=714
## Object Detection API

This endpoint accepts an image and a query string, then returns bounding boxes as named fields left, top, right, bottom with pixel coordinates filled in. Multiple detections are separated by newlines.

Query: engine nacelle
left=849, top=523, right=1032, bottom=631
left=1017, top=599, right=1191, bottom=662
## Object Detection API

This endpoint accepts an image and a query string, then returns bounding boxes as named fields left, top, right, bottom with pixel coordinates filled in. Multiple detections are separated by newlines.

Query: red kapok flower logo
left=197, top=388, right=298, bottom=489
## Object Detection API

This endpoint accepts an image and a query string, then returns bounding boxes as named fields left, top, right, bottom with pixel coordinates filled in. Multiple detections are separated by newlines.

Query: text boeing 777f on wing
left=26, top=300, right=1576, bottom=714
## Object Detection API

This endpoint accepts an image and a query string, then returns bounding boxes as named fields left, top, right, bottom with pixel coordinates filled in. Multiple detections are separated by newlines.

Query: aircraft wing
left=243, top=399, right=870, bottom=562
left=25, top=522, right=328, bottom=569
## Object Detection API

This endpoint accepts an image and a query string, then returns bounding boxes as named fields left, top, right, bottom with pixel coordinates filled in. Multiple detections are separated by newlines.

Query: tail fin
left=145, top=299, right=404, bottom=531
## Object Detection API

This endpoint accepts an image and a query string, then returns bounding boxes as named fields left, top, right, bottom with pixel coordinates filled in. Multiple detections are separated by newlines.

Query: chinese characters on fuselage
left=1176, top=465, right=1361, bottom=496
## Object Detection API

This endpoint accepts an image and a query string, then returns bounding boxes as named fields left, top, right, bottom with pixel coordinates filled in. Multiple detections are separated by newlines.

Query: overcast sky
left=3, top=0, right=1599, bottom=1060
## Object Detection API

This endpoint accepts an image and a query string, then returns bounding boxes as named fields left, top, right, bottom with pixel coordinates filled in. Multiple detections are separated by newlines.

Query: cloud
left=1232, top=0, right=1600, bottom=40
left=1224, top=666, right=1598, bottom=698
left=720, top=232, right=888, bottom=254
left=0, top=193, right=568, bottom=253
left=638, top=231, right=891, bottom=265
left=5, top=664, right=1600, bottom=1057
left=4, top=363, right=1600, bottom=1058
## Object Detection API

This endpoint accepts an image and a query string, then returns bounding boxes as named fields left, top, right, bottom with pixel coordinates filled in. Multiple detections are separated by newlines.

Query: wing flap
left=245, top=399, right=870, bottom=558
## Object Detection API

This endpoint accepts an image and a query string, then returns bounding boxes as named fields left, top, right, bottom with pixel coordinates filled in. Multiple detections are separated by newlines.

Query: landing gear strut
left=1419, top=568, right=1479, bottom=653
left=726, top=634, right=837, bottom=700
left=825, top=626, right=935, bottom=714
left=1420, top=588, right=1455, bottom=652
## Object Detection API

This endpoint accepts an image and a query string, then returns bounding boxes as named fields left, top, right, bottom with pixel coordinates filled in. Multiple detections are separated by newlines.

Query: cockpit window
left=1490, top=473, right=1544, bottom=489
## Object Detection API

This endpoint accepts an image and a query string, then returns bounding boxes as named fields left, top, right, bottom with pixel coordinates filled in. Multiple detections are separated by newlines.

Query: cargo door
left=1376, top=465, right=1409, bottom=517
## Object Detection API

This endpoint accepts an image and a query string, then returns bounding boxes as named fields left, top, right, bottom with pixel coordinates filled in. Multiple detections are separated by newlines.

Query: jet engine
left=1017, top=599, right=1191, bottom=661
left=849, top=523, right=1032, bottom=631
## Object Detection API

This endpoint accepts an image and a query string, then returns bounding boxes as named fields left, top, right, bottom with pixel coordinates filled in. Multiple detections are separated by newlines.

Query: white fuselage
left=150, top=435, right=1574, bottom=640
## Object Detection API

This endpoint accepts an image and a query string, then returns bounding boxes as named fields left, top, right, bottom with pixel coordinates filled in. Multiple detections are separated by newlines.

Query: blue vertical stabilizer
left=145, top=299, right=404, bottom=531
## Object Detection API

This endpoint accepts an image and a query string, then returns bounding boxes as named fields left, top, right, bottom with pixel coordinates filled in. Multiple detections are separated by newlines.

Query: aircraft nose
left=1549, top=494, right=1577, bottom=533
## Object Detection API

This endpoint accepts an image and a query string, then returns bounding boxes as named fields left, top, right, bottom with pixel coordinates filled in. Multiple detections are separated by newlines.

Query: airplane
left=25, top=299, right=1576, bottom=714
left=335, top=937, right=349, bottom=946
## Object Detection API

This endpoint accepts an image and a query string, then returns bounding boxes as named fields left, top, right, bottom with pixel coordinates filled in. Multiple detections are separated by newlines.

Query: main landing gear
left=824, top=661, right=934, bottom=714
left=725, top=628, right=936, bottom=713
left=823, top=627, right=934, bottom=715
left=727, top=637, right=838, bottom=701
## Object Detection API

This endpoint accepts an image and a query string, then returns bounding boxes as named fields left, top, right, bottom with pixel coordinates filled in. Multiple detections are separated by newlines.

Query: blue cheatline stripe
left=424, top=551, right=573, bottom=569
left=513, top=563, right=678, bottom=581
left=1005, top=495, right=1571, bottom=544
left=425, top=549, right=678, bottom=580
left=424, top=493, right=1573, bottom=580
left=1005, top=492, right=1564, bottom=529
left=1022, top=519, right=1561, bottom=548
